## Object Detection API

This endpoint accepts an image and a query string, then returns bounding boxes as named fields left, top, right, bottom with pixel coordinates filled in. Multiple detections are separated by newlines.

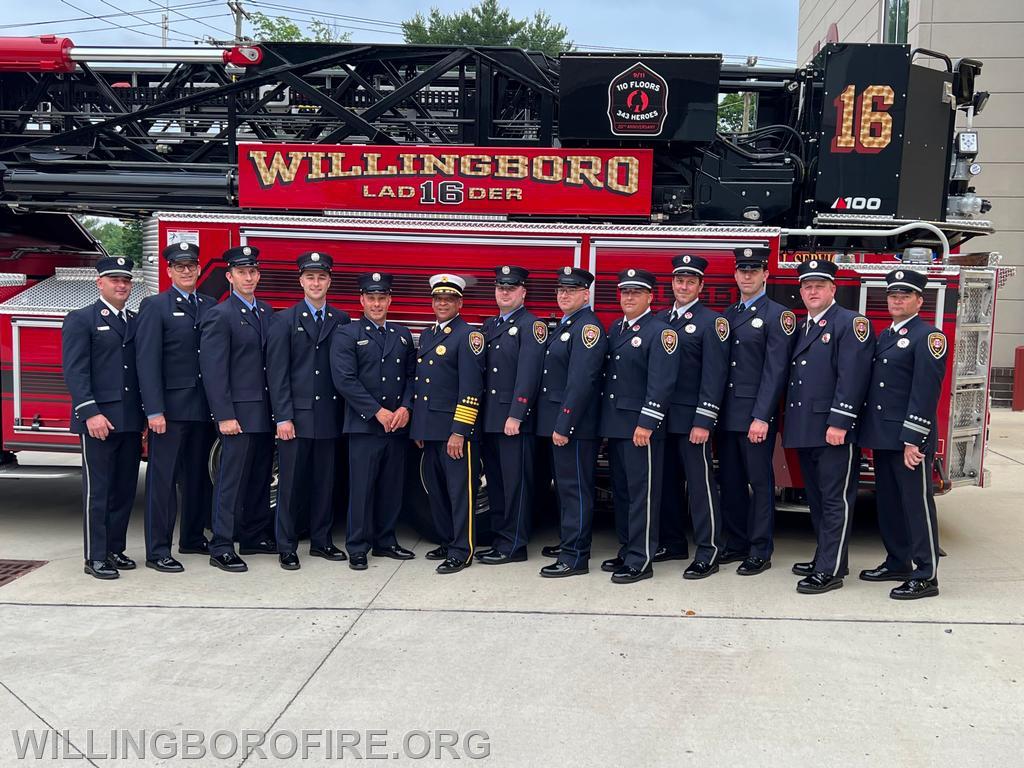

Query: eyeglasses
left=555, top=287, right=587, bottom=295
left=169, top=262, right=199, bottom=273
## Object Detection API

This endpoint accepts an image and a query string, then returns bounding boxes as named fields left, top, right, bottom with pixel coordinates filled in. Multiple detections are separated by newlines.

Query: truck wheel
left=401, top=443, right=493, bottom=544
left=208, top=437, right=279, bottom=510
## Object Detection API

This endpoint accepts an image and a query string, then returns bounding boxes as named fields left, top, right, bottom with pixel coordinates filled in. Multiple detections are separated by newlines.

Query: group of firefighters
left=61, top=241, right=947, bottom=600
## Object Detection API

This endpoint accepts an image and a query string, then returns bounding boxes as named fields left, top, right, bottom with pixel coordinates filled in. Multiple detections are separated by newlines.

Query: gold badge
left=715, top=317, right=730, bottom=342
left=444, top=326, right=452, bottom=334
left=928, top=332, right=947, bottom=359
left=469, top=331, right=485, bottom=355
left=661, top=329, right=678, bottom=354
left=853, top=316, right=870, bottom=343
left=436, top=344, right=447, bottom=356
left=582, top=324, right=601, bottom=349
left=533, top=320, right=548, bottom=344
left=780, top=310, right=796, bottom=336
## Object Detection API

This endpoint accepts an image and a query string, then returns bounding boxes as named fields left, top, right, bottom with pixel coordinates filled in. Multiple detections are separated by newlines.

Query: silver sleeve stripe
left=830, top=407, right=857, bottom=417
left=903, top=421, right=931, bottom=435
left=695, top=408, right=719, bottom=419
left=74, top=400, right=96, bottom=411
left=640, top=408, right=664, bottom=420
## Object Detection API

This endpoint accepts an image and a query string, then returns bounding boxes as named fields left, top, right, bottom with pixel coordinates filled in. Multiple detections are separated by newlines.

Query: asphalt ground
left=0, top=411, right=1021, bottom=766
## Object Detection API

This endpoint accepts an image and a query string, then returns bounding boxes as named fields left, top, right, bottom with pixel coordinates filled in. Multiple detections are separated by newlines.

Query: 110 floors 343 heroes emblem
left=608, top=62, right=669, bottom=137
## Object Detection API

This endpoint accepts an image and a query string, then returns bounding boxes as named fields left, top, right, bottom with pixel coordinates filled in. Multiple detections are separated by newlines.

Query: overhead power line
left=0, top=0, right=223, bottom=31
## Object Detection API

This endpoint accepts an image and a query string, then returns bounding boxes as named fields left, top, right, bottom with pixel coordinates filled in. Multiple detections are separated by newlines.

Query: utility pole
left=741, top=55, right=758, bottom=132
left=161, top=3, right=169, bottom=48
left=227, top=1, right=251, bottom=43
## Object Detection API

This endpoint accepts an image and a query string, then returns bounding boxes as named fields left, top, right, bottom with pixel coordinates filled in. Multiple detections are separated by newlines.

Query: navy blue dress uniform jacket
left=720, top=295, right=796, bottom=432
left=266, top=302, right=350, bottom=440
left=599, top=312, right=680, bottom=439
left=135, top=288, right=211, bottom=421
left=659, top=302, right=729, bottom=434
left=536, top=307, right=607, bottom=440
left=199, top=294, right=274, bottom=433
left=782, top=303, right=875, bottom=448
left=410, top=316, right=486, bottom=441
left=331, top=317, right=416, bottom=434
left=62, top=300, right=145, bottom=434
left=481, top=306, right=547, bottom=433
left=859, top=316, right=947, bottom=453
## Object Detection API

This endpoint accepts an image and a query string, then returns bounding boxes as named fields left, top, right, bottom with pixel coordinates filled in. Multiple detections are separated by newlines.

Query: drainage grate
left=0, top=559, right=47, bottom=588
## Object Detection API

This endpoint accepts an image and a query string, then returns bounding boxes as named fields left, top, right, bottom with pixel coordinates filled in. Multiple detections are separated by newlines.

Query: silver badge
left=631, top=336, right=642, bottom=347
left=895, top=270, right=904, bottom=280
left=563, top=266, right=572, bottom=275
left=751, top=318, right=764, bottom=328
left=821, top=332, right=831, bottom=344
left=179, top=242, right=189, bottom=251
left=117, top=257, right=126, bottom=266
left=809, top=260, right=818, bottom=269
left=683, top=255, right=691, bottom=263
left=311, top=253, right=320, bottom=262
left=508, top=327, right=518, bottom=336
left=627, top=269, right=636, bottom=277
left=684, top=324, right=697, bottom=334
left=372, top=272, right=381, bottom=281
left=897, top=338, right=910, bottom=348
left=501, top=266, right=510, bottom=274
left=743, top=247, right=752, bottom=257
left=242, top=246, right=251, bottom=256
left=560, top=332, right=570, bottom=342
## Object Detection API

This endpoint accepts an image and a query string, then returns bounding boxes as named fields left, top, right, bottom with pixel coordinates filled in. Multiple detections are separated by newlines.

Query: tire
left=207, top=437, right=280, bottom=510
left=401, top=442, right=493, bottom=543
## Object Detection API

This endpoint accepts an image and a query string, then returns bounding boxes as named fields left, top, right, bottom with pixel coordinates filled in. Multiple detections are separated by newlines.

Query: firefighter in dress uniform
left=599, top=268, right=679, bottom=584
left=658, top=254, right=730, bottom=579
left=784, top=259, right=874, bottom=594
left=475, top=265, right=546, bottom=565
left=410, top=274, right=486, bottom=574
left=859, top=268, right=947, bottom=600
left=537, top=267, right=608, bottom=578
left=135, top=242, right=214, bottom=573
left=62, top=256, right=145, bottom=580
left=717, top=246, right=796, bottom=575
left=199, top=246, right=275, bottom=573
left=266, top=251, right=350, bottom=571
left=331, top=272, right=417, bottom=570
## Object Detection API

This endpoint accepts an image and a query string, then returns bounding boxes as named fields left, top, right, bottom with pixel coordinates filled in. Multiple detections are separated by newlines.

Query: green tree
left=249, top=12, right=352, bottom=43
left=718, top=92, right=758, bottom=133
left=402, top=0, right=573, bottom=56
left=80, top=217, right=144, bottom=265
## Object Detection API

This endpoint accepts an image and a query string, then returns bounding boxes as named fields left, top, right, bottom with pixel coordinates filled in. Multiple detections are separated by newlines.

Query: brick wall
left=991, top=367, right=1015, bottom=409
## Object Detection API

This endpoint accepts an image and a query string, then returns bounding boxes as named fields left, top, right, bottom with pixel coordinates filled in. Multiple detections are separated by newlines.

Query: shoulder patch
left=928, top=331, right=947, bottom=360
left=661, top=328, right=678, bottom=354
left=533, top=320, right=548, bottom=344
left=715, top=316, right=730, bottom=342
left=468, top=331, right=485, bottom=355
left=780, top=310, right=796, bottom=336
left=853, top=315, right=870, bottom=343
left=581, top=323, right=601, bottom=349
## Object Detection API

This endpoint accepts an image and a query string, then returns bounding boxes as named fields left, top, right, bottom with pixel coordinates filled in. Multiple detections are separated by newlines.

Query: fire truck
left=0, top=36, right=1004, bottom=522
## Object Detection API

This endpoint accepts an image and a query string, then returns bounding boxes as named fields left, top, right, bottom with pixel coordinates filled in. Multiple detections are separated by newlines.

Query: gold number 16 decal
left=831, top=84, right=895, bottom=154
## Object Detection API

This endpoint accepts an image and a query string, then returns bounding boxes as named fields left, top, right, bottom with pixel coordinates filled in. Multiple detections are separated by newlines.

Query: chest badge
left=560, top=331, right=571, bottom=342
left=100, top=308, right=109, bottom=316
left=436, top=344, right=447, bottom=356
left=818, top=319, right=826, bottom=327
left=899, top=327, right=908, bottom=336
left=684, top=312, right=693, bottom=320
left=508, top=326, right=518, bottom=336
left=631, top=336, right=642, bottom=347
left=897, top=338, right=910, bottom=348
left=751, top=318, right=764, bottom=329
left=444, top=326, right=453, bottom=335
left=631, top=324, right=640, bottom=332
left=684, top=323, right=697, bottom=334
left=821, top=332, right=831, bottom=344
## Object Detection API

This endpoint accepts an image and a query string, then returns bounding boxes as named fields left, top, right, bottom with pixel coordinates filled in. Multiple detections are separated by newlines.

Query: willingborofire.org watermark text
left=11, top=728, right=492, bottom=761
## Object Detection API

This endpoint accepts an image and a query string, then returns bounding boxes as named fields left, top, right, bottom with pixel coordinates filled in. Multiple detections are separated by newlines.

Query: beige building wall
left=798, top=0, right=1024, bottom=366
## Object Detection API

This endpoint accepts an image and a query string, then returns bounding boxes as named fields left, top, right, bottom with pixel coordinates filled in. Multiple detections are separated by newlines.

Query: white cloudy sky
left=3, top=0, right=799, bottom=64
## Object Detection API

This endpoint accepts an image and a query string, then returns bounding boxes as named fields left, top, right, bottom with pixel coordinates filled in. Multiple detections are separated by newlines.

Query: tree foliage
left=718, top=92, right=758, bottom=134
left=402, top=0, right=572, bottom=56
left=81, top=218, right=143, bottom=265
left=249, top=12, right=352, bottom=43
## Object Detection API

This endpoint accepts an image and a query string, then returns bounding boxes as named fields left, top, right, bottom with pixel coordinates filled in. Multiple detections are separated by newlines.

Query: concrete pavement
left=0, top=412, right=1021, bottom=766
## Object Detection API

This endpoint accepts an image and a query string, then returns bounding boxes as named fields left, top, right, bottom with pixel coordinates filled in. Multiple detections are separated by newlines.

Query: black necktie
left=188, top=294, right=197, bottom=311
left=118, top=310, right=126, bottom=325
left=669, top=309, right=678, bottom=323
left=315, top=309, right=323, bottom=328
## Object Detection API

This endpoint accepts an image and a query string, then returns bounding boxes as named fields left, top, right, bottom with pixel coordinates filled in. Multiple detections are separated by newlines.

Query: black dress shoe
left=540, top=561, right=588, bottom=578
left=209, top=552, right=248, bottom=572
left=683, top=560, right=719, bottom=580
left=478, top=550, right=527, bottom=565
left=859, top=564, right=913, bottom=582
left=279, top=552, right=300, bottom=571
left=425, top=546, right=448, bottom=561
left=611, top=566, right=653, bottom=584
left=310, top=545, right=347, bottom=561
left=84, top=560, right=119, bottom=580
left=796, top=572, right=843, bottom=594
left=890, top=578, right=939, bottom=600
left=371, top=544, right=415, bottom=560
left=600, top=556, right=624, bottom=573
left=436, top=556, right=470, bottom=574
left=541, top=544, right=562, bottom=558
left=737, top=556, right=771, bottom=576
left=791, top=560, right=816, bottom=576
left=178, top=540, right=209, bottom=555
left=349, top=554, right=368, bottom=571
left=146, top=556, right=184, bottom=573
left=239, top=539, right=276, bottom=555
left=108, top=552, right=136, bottom=570
left=652, top=546, right=689, bottom=563
left=718, top=550, right=747, bottom=565
left=472, top=547, right=495, bottom=560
